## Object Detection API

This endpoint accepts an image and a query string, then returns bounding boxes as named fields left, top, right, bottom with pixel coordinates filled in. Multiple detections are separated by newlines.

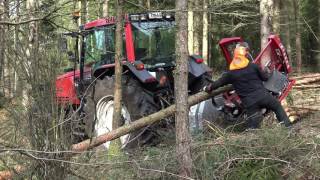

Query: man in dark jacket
left=205, top=45, right=291, bottom=128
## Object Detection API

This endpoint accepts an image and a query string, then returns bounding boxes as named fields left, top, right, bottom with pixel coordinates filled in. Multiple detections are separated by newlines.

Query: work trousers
left=246, top=92, right=291, bottom=128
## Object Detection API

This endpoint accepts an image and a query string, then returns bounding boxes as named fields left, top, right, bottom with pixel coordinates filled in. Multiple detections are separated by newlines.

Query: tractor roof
left=84, top=16, right=118, bottom=30
left=83, top=12, right=174, bottom=30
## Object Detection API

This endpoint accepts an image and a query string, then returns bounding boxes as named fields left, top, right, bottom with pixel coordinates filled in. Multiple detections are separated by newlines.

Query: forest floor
left=0, top=88, right=319, bottom=179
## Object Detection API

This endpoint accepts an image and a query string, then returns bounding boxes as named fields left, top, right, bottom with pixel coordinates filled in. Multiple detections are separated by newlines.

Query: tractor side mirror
left=67, top=51, right=77, bottom=62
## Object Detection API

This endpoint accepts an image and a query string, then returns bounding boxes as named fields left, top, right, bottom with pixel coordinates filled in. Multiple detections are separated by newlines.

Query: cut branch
left=0, top=18, right=44, bottom=25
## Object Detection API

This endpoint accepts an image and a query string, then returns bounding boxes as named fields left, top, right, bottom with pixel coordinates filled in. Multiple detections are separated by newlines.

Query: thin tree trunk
left=3, top=0, right=10, bottom=97
left=260, top=0, right=273, bottom=49
left=187, top=0, right=194, bottom=55
left=202, top=0, right=209, bottom=64
left=23, top=0, right=37, bottom=108
left=13, top=0, right=20, bottom=96
left=110, top=0, right=124, bottom=152
left=175, top=0, right=192, bottom=178
left=193, top=0, right=201, bottom=54
left=318, top=0, right=320, bottom=68
left=102, top=0, right=109, bottom=17
left=293, top=0, right=302, bottom=73
left=284, top=0, right=292, bottom=61
left=147, top=0, right=150, bottom=10
left=273, top=0, right=280, bottom=35
left=80, top=0, right=87, bottom=24
left=0, top=0, right=4, bottom=96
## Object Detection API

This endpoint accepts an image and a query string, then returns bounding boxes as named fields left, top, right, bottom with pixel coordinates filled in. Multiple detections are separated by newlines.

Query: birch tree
left=273, top=0, right=280, bottom=35
left=102, top=0, right=109, bottom=17
left=260, top=0, right=273, bottom=49
left=193, top=0, right=201, bottom=54
left=202, top=0, right=209, bottom=64
left=187, top=0, right=194, bottom=55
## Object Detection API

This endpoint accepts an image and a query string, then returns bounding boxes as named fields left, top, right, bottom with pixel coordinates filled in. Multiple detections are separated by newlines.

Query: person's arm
left=253, top=64, right=269, bottom=81
left=204, top=72, right=232, bottom=92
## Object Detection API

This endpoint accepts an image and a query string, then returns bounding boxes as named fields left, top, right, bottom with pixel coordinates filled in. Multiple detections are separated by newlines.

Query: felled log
left=71, top=85, right=233, bottom=152
left=295, top=76, right=320, bottom=85
left=293, top=73, right=320, bottom=80
left=294, top=85, right=320, bottom=89
left=286, top=105, right=319, bottom=122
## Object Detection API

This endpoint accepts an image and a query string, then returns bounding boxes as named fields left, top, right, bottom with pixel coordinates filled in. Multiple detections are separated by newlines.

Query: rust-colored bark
left=175, top=0, right=192, bottom=177
left=110, top=0, right=124, bottom=150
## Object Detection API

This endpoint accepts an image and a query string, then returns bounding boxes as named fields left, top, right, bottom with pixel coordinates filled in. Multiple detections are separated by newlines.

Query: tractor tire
left=83, top=75, right=159, bottom=149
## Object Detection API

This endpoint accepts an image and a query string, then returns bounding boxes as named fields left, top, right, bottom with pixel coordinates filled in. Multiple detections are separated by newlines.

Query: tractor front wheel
left=83, top=75, right=159, bottom=149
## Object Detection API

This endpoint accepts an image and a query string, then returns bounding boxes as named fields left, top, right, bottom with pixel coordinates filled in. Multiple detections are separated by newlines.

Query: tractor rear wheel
left=83, top=75, right=159, bottom=149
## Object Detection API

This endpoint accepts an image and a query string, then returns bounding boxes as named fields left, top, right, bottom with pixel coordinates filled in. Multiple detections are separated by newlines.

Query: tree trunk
left=293, top=0, right=302, bottom=74
left=193, top=0, right=201, bottom=54
left=101, top=0, right=109, bottom=18
left=3, top=0, right=10, bottom=97
left=0, top=0, right=4, bottom=96
left=13, top=0, right=20, bottom=96
left=284, top=0, right=292, bottom=61
left=187, top=0, right=194, bottom=55
left=147, top=0, right=150, bottom=10
left=260, top=0, right=273, bottom=49
left=175, top=0, right=193, bottom=178
left=202, top=0, right=209, bottom=64
left=80, top=0, right=87, bottom=24
left=72, top=85, right=233, bottom=152
left=110, top=0, right=124, bottom=153
left=273, top=0, right=280, bottom=35
left=318, top=0, right=320, bottom=68
left=23, top=0, right=38, bottom=108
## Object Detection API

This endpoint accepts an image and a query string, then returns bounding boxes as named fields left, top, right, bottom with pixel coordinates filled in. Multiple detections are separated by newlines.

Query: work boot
left=278, top=121, right=292, bottom=128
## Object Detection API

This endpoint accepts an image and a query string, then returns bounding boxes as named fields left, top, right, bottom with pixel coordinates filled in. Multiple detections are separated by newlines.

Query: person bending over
left=205, top=45, right=291, bottom=128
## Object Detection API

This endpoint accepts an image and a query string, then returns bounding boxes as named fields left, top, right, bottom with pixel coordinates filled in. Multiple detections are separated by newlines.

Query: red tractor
left=56, top=12, right=295, bottom=148
left=56, top=12, right=212, bottom=148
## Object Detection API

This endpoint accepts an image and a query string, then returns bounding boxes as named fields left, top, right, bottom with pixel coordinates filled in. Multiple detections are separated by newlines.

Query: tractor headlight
left=140, top=14, right=148, bottom=20
left=164, top=13, right=173, bottom=19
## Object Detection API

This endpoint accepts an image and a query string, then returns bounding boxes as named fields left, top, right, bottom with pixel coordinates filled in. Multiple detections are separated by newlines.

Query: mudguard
left=188, top=55, right=211, bottom=78
left=123, top=61, right=157, bottom=83
left=92, top=61, right=157, bottom=83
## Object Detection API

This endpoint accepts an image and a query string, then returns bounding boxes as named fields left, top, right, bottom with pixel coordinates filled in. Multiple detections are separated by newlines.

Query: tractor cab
left=56, top=12, right=209, bottom=106
left=82, top=12, right=176, bottom=70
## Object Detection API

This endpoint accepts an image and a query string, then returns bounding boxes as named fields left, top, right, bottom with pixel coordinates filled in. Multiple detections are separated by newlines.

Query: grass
left=66, top=114, right=320, bottom=180
left=0, top=114, right=319, bottom=179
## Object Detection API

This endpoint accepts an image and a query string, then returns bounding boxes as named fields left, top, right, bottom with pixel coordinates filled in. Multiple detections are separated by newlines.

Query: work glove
left=203, top=83, right=214, bottom=93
